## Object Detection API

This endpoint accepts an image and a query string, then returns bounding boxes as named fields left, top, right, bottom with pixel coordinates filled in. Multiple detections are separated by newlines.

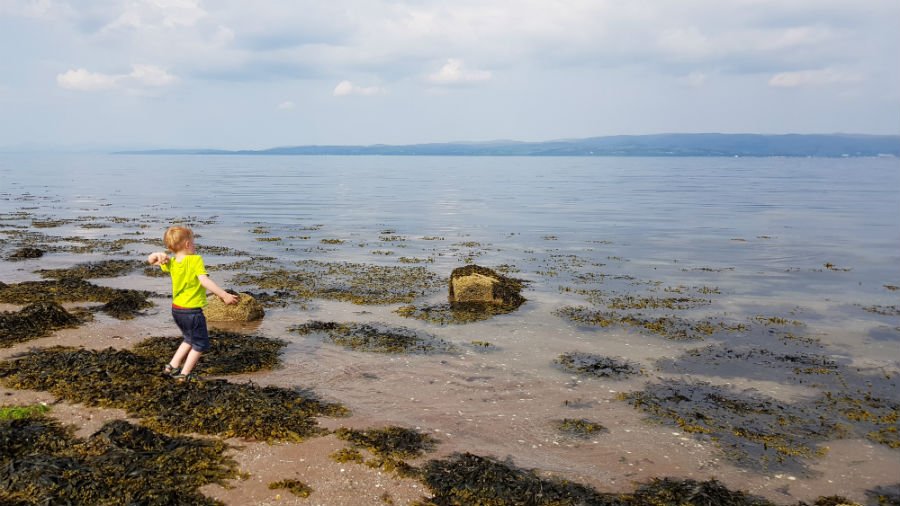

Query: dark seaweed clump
left=6, top=247, right=44, bottom=260
left=35, top=259, right=144, bottom=279
left=269, top=479, right=313, bottom=498
left=555, top=306, right=746, bottom=341
left=133, top=330, right=287, bottom=375
left=417, top=452, right=777, bottom=506
left=555, top=352, right=642, bottom=379
left=621, top=380, right=837, bottom=473
left=0, top=278, right=153, bottom=320
left=658, top=343, right=900, bottom=451
left=292, top=321, right=456, bottom=354
left=395, top=301, right=517, bottom=325
left=0, top=414, right=238, bottom=506
left=233, top=260, right=441, bottom=305
left=556, top=418, right=607, bottom=438
left=0, top=346, right=347, bottom=441
left=334, top=426, right=437, bottom=475
left=0, top=302, right=83, bottom=347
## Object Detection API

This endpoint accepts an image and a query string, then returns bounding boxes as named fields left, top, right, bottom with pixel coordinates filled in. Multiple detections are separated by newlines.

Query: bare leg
left=180, top=349, right=203, bottom=375
left=169, top=342, right=193, bottom=369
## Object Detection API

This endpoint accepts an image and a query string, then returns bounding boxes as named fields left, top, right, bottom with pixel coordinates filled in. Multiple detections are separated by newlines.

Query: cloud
left=56, top=64, right=178, bottom=92
left=677, top=72, right=708, bottom=87
left=277, top=100, right=295, bottom=110
left=332, top=80, right=385, bottom=97
left=768, top=68, right=863, bottom=88
left=99, top=0, right=207, bottom=33
left=427, top=58, right=491, bottom=85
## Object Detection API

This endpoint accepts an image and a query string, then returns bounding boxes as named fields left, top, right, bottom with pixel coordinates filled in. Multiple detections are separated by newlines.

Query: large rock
left=204, top=291, right=265, bottom=322
left=448, top=265, right=525, bottom=309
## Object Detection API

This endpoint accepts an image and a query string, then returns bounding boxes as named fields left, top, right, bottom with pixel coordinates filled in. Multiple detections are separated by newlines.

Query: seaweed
left=0, top=302, right=84, bottom=347
left=449, top=265, right=526, bottom=310
left=0, top=278, right=153, bottom=320
left=866, top=484, right=900, bottom=506
left=334, top=426, right=437, bottom=475
left=555, top=418, right=607, bottom=438
left=555, top=352, right=642, bottom=379
left=396, top=302, right=517, bottom=325
left=269, top=479, right=313, bottom=498
left=233, top=260, right=440, bottom=305
left=0, top=346, right=348, bottom=442
left=35, top=259, right=144, bottom=279
left=133, top=330, right=287, bottom=375
left=621, top=380, right=837, bottom=473
left=0, top=414, right=239, bottom=505
left=555, top=306, right=746, bottom=341
left=6, top=247, right=44, bottom=260
left=292, top=321, right=457, bottom=354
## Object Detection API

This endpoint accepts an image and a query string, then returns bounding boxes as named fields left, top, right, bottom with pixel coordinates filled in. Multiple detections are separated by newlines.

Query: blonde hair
left=163, top=226, right=194, bottom=252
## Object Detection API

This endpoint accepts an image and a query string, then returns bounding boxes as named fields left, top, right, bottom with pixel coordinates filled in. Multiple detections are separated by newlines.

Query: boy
left=148, top=226, right=238, bottom=382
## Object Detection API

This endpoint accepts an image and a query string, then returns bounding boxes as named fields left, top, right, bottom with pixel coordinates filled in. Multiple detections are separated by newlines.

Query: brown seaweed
left=334, top=426, right=437, bottom=475
left=268, top=479, right=313, bottom=498
left=555, top=352, right=642, bottom=379
left=6, top=247, right=44, bottom=260
left=133, top=330, right=287, bottom=375
left=0, top=346, right=347, bottom=441
left=292, top=321, right=456, bottom=354
left=0, top=413, right=239, bottom=506
left=35, top=259, right=144, bottom=279
left=0, top=278, right=153, bottom=320
left=0, top=302, right=83, bottom=347
left=233, top=260, right=441, bottom=305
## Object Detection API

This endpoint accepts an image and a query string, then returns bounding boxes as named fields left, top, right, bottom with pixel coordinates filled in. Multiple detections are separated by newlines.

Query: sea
left=1, top=154, right=898, bottom=503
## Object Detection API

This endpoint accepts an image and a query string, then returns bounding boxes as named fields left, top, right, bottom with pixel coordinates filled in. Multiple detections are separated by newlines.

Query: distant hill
left=117, top=133, right=900, bottom=157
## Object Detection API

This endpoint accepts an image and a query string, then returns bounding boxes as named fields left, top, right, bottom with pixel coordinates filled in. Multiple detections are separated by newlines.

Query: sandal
left=163, top=364, right=180, bottom=376
left=173, top=372, right=198, bottom=383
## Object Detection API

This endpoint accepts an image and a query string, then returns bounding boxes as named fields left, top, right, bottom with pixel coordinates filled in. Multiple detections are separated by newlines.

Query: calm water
left=1, top=154, right=899, bottom=502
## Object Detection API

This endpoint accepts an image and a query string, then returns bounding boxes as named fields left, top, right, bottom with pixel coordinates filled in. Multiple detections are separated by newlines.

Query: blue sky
left=1, top=0, right=898, bottom=150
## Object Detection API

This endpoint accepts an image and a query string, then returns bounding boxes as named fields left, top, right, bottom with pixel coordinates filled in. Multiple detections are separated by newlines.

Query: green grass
left=0, top=403, right=50, bottom=420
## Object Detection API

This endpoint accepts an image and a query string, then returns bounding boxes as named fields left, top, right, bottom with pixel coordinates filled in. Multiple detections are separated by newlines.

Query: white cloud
left=332, top=80, right=385, bottom=97
left=768, top=68, right=863, bottom=88
left=56, top=64, right=178, bottom=92
left=100, top=0, right=207, bottom=33
left=56, top=68, right=119, bottom=91
left=277, top=100, right=295, bottom=110
left=427, top=58, right=491, bottom=85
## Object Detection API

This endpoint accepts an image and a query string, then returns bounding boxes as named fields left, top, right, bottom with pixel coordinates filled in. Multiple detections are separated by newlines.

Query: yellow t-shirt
left=160, top=255, right=208, bottom=308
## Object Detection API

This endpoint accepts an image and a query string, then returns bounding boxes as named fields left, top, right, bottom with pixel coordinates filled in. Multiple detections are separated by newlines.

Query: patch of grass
left=0, top=404, right=49, bottom=420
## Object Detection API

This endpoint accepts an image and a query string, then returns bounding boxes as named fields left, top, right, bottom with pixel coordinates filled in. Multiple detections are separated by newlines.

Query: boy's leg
left=169, top=342, right=193, bottom=369
left=180, top=349, right=203, bottom=375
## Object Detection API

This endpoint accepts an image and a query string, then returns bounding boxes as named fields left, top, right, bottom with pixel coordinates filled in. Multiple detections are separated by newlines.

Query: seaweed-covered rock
left=7, top=247, right=44, bottom=260
left=449, top=265, right=525, bottom=309
left=204, top=291, right=264, bottom=322
left=36, top=259, right=143, bottom=279
left=0, top=302, right=82, bottom=347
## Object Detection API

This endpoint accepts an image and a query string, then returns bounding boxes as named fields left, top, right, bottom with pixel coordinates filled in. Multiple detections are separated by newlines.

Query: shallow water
left=1, top=154, right=899, bottom=503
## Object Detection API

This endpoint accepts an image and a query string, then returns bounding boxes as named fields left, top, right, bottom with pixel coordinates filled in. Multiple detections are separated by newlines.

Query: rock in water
left=204, top=291, right=265, bottom=322
left=448, top=265, right=525, bottom=309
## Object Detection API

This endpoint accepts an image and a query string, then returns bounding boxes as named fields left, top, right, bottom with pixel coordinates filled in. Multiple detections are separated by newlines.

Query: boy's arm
left=147, top=252, right=169, bottom=266
left=198, top=275, right=239, bottom=304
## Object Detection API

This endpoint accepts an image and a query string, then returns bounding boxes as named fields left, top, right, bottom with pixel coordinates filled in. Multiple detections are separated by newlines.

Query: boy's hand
left=221, top=292, right=239, bottom=305
left=147, top=252, right=169, bottom=266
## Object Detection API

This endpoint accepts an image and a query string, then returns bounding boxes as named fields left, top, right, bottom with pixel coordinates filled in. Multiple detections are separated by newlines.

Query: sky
left=1, top=0, right=898, bottom=150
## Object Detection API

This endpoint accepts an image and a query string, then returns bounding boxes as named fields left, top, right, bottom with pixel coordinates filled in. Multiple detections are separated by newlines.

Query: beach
left=1, top=154, right=898, bottom=505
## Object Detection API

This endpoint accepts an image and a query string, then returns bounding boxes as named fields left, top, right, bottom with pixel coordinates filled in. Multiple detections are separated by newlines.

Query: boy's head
left=164, top=226, right=194, bottom=253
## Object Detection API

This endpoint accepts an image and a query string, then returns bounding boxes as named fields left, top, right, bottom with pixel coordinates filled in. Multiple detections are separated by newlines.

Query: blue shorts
left=171, top=307, right=210, bottom=352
